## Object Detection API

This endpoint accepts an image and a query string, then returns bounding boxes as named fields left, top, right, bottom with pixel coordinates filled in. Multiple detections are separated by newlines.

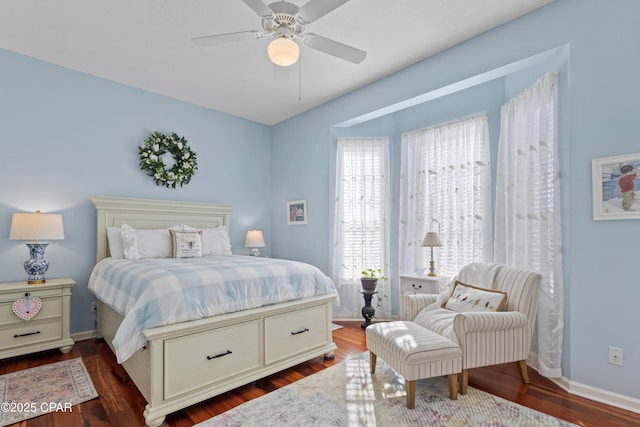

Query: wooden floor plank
left=0, top=321, right=637, bottom=426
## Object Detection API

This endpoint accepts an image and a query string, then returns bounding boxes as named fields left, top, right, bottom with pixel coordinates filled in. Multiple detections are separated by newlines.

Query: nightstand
left=0, top=278, right=75, bottom=359
left=399, top=274, right=447, bottom=318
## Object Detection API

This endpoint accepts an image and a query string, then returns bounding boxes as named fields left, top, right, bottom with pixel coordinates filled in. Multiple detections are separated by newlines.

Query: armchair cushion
left=413, top=307, right=459, bottom=345
left=443, top=281, right=507, bottom=312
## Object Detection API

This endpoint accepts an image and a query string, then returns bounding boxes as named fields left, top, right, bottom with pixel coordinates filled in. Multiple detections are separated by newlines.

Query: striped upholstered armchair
left=404, top=263, right=541, bottom=394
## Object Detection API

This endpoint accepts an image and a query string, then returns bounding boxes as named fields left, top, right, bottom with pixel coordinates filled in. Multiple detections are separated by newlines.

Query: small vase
left=360, top=278, right=378, bottom=292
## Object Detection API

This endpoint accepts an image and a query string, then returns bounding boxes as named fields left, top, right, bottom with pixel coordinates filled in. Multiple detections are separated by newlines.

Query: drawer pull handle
left=206, top=350, right=232, bottom=360
left=291, top=328, right=309, bottom=335
left=14, top=331, right=41, bottom=338
left=412, top=284, right=422, bottom=290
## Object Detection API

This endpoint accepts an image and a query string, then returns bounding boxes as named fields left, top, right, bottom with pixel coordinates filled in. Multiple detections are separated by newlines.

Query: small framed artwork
left=592, top=152, right=640, bottom=220
left=287, top=200, right=307, bottom=225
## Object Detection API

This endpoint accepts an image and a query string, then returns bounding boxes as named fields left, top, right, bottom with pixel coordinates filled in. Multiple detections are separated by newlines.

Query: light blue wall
left=0, top=49, right=272, bottom=335
left=271, top=0, right=640, bottom=400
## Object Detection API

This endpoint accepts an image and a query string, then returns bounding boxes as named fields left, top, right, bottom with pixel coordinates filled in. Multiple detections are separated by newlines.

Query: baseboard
left=71, top=330, right=100, bottom=342
left=551, top=376, right=640, bottom=415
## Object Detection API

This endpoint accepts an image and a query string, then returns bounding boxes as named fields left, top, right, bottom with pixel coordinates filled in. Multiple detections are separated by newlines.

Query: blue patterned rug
left=196, top=352, right=578, bottom=426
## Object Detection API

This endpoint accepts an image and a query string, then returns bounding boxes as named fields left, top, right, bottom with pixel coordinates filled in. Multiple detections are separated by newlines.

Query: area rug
left=196, top=352, right=578, bottom=427
left=0, top=358, right=98, bottom=427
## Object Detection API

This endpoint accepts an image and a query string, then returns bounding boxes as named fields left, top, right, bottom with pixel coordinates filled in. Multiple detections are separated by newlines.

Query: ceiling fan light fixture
left=267, top=36, right=300, bottom=66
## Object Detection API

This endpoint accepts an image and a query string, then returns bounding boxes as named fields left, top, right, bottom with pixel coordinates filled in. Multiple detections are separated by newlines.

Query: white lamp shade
left=420, top=232, right=442, bottom=247
left=9, top=212, right=64, bottom=241
left=267, top=37, right=300, bottom=67
left=245, top=230, right=266, bottom=248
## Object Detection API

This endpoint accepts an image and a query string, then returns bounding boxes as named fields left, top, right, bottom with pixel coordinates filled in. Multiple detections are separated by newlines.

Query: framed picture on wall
left=287, top=200, right=307, bottom=225
left=592, top=152, right=640, bottom=220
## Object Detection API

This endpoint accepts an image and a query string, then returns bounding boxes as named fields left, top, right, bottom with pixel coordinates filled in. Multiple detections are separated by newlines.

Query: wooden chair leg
left=369, top=352, right=377, bottom=374
left=517, top=360, right=530, bottom=383
left=405, top=380, right=416, bottom=409
left=460, top=369, right=469, bottom=395
left=447, top=374, right=458, bottom=400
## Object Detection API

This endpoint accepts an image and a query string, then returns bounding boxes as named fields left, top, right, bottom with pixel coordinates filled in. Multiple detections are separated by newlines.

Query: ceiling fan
left=193, top=0, right=367, bottom=66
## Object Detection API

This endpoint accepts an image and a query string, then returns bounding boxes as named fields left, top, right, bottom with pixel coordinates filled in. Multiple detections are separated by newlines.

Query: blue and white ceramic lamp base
left=24, top=242, right=50, bottom=284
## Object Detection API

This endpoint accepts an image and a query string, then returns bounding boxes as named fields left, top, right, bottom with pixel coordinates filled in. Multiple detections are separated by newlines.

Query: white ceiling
left=1, top=0, right=553, bottom=125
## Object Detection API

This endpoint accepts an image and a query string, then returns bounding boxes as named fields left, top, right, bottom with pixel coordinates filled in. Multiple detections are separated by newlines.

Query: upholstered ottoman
left=365, top=321, right=462, bottom=409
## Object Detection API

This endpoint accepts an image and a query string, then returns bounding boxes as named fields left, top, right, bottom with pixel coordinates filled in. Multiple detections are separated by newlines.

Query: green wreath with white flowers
left=139, top=131, right=198, bottom=188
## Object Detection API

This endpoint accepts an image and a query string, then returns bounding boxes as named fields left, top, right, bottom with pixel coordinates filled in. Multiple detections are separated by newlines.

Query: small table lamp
left=9, top=211, right=65, bottom=284
left=245, top=230, right=265, bottom=257
left=421, top=231, right=443, bottom=277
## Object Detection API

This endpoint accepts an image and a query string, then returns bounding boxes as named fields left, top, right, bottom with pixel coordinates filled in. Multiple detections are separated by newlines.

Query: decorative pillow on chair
left=170, top=230, right=203, bottom=258
left=443, top=280, right=507, bottom=312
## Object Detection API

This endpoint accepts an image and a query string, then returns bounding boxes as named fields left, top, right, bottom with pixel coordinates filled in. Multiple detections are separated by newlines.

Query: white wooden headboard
left=90, top=196, right=233, bottom=262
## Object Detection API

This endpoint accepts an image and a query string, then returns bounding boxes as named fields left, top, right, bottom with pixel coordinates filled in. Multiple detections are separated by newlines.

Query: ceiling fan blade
left=298, top=0, right=350, bottom=23
left=192, top=30, right=265, bottom=46
left=302, top=33, right=366, bottom=64
left=241, top=0, right=273, bottom=18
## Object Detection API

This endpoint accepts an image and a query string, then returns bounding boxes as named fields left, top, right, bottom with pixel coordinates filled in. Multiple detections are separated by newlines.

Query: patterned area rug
left=0, top=358, right=98, bottom=427
left=196, top=352, right=578, bottom=427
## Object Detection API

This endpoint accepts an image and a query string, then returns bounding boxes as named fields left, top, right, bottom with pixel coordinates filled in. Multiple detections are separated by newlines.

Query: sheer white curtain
left=495, top=72, right=563, bottom=378
left=332, top=137, right=391, bottom=319
left=399, top=114, right=492, bottom=279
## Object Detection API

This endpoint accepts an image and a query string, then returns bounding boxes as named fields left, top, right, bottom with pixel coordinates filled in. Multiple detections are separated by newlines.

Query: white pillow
left=107, top=227, right=125, bottom=258
left=170, top=230, right=203, bottom=258
left=174, top=225, right=232, bottom=256
left=443, top=281, right=507, bottom=313
left=121, top=224, right=173, bottom=259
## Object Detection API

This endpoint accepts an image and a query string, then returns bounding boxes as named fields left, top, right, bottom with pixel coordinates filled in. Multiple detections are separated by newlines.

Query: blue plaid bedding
left=88, top=255, right=338, bottom=363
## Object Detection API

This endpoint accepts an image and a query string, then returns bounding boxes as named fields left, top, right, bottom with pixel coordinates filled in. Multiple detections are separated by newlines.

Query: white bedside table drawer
left=0, top=298, right=62, bottom=325
left=1, top=319, right=62, bottom=350
left=399, top=275, right=442, bottom=295
left=0, top=287, right=63, bottom=302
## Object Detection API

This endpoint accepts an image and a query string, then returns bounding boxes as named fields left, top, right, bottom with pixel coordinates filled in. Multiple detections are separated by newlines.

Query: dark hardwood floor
left=1, top=321, right=638, bottom=426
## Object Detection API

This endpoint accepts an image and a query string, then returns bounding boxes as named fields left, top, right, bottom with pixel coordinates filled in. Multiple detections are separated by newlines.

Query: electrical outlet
left=90, top=301, right=97, bottom=313
left=608, top=346, right=623, bottom=366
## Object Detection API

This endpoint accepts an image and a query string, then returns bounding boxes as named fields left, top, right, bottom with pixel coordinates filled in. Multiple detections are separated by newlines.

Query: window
left=332, top=137, right=390, bottom=318
left=399, top=114, right=491, bottom=278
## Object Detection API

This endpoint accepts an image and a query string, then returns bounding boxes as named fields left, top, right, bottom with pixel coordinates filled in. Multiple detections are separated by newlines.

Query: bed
left=89, top=196, right=338, bottom=427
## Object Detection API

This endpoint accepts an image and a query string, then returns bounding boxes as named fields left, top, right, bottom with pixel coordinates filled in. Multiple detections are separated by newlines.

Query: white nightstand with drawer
left=399, top=274, right=447, bottom=318
left=0, top=278, right=75, bottom=359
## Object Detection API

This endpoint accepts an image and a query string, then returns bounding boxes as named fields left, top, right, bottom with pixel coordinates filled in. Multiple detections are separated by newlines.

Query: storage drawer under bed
left=163, top=319, right=261, bottom=400
left=264, top=304, right=328, bottom=364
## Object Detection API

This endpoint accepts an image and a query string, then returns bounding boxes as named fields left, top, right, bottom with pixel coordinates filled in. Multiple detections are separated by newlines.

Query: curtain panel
left=332, top=137, right=391, bottom=319
left=495, top=72, right=563, bottom=378
left=399, top=114, right=492, bottom=279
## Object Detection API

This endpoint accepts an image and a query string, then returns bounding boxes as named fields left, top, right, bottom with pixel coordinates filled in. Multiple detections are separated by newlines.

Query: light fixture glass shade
left=420, top=232, right=442, bottom=247
left=9, top=211, right=64, bottom=284
left=10, top=212, right=65, bottom=241
left=267, top=37, right=300, bottom=67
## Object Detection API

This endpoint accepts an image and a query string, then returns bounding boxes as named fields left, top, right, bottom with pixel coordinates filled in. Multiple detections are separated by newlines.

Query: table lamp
left=9, top=211, right=65, bottom=284
left=245, top=230, right=265, bottom=257
left=421, top=231, right=442, bottom=277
